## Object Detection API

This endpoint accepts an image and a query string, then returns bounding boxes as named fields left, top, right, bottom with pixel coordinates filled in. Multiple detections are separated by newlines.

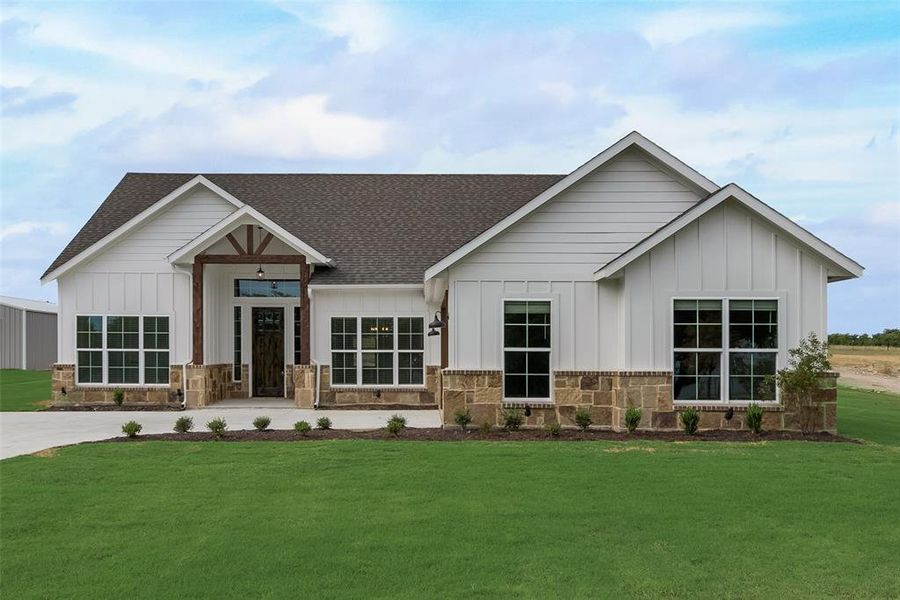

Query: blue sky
left=1, top=0, right=897, bottom=333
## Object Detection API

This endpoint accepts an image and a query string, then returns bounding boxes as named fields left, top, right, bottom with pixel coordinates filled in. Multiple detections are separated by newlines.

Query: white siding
left=620, top=199, right=829, bottom=370
left=465, top=149, right=704, bottom=271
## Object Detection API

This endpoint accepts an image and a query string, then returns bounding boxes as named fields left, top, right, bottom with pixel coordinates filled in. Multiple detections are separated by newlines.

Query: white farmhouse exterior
left=43, top=132, right=861, bottom=431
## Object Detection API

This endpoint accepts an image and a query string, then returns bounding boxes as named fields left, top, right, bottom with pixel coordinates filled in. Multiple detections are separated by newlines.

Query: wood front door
left=252, top=307, right=284, bottom=396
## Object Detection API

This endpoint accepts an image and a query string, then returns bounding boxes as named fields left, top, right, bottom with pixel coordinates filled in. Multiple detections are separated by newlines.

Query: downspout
left=308, top=282, right=321, bottom=408
left=314, top=361, right=321, bottom=409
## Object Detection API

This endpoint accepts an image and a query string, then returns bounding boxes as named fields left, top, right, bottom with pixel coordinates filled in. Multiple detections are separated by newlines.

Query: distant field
left=0, top=370, right=51, bottom=412
left=829, top=345, right=900, bottom=393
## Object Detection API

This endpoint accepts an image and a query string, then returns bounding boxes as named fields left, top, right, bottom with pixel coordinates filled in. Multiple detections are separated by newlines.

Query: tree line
left=828, top=329, right=900, bottom=347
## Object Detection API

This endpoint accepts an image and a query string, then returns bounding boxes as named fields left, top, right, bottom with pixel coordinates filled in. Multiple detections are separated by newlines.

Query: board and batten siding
left=56, top=188, right=237, bottom=364
left=447, top=147, right=706, bottom=371
left=0, top=304, right=24, bottom=369
left=618, top=199, right=829, bottom=371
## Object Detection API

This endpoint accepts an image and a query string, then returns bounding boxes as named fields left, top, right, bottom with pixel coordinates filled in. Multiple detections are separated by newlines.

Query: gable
left=459, top=148, right=706, bottom=269
left=78, top=187, right=237, bottom=273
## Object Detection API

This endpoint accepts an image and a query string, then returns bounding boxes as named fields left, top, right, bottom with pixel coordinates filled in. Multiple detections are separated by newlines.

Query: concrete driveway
left=0, top=408, right=441, bottom=460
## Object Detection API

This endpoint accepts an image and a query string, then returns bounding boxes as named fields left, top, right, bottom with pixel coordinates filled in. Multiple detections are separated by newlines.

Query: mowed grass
left=2, top=439, right=900, bottom=599
left=0, top=369, right=50, bottom=411
left=838, top=385, right=900, bottom=446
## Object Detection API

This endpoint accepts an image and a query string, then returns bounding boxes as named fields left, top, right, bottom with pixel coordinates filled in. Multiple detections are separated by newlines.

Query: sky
left=0, top=0, right=898, bottom=333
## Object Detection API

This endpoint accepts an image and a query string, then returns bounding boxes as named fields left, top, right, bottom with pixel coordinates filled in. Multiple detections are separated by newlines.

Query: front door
left=252, top=307, right=284, bottom=396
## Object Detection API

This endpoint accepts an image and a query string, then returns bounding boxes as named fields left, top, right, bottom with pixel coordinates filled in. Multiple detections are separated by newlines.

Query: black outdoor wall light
left=427, top=311, right=446, bottom=336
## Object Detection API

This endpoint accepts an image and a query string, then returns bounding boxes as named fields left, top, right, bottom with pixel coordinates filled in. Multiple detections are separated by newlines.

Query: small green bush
left=574, top=408, right=592, bottom=431
left=502, top=408, right=524, bottom=431
left=746, top=403, right=764, bottom=434
left=173, top=416, right=193, bottom=433
left=545, top=421, right=561, bottom=437
left=386, top=414, right=407, bottom=436
left=454, top=408, right=473, bottom=431
left=253, top=416, right=271, bottom=431
left=316, top=416, right=332, bottom=430
left=294, top=420, right=311, bottom=434
left=207, top=417, right=228, bottom=437
left=479, top=421, right=492, bottom=434
left=680, top=408, right=700, bottom=435
left=113, top=388, right=125, bottom=406
left=121, top=420, right=142, bottom=438
left=624, top=407, right=642, bottom=433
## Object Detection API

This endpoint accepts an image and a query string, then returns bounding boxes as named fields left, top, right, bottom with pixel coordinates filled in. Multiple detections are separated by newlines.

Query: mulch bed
left=102, top=428, right=858, bottom=444
left=48, top=404, right=182, bottom=412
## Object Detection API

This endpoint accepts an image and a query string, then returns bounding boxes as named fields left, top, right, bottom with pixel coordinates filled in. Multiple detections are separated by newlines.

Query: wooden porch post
left=440, top=290, right=448, bottom=369
left=192, top=261, right=204, bottom=365
left=299, top=257, right=310, bottom=365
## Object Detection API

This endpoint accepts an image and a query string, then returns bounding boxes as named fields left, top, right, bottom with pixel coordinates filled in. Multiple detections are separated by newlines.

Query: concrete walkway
left=0, top=408, right=441, bottom=460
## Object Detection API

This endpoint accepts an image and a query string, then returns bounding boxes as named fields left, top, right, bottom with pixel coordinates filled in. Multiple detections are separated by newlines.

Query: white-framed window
left=233, top=307, right=242, bottom=381
left=503, top=300, right=551, bottom=400
left=673, top=298, right=779, bottom=403
left=76, top=315, right=103, bottom=384
left=329, top=316, right=425, bottom=387
left=75, top=315, right=170, bottom=386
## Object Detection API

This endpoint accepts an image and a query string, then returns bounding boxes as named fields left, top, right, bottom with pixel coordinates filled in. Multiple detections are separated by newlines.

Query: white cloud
left=122, top=95, right=391, bottom=162
left=538, top=81, right=577, bottom=105
left=0, top=221, right=68, bottom=240
left=278, top=0, right=393, bottom=53
left=640, top=7, right=785, bottom=47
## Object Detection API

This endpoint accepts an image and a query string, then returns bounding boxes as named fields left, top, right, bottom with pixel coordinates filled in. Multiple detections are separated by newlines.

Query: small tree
left=774, top=333, right=832, bottom=434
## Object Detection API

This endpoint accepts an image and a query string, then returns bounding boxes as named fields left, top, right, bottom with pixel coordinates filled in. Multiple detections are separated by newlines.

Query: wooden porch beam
left=225, top=233, right=246, bottom=255
left=192, top=261, right=204, bottom=365
left=255, top=232, right=274, bottom=255
left=299, top=257, right=310, bottom=365
left=195, top=254, right=306, bottom=264
left=246, top=224, right=254, bottom=255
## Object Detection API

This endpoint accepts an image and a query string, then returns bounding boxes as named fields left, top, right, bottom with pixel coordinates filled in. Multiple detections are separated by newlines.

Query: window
left=233, top=279, right=300, bottom=298
left=673, top=300, right=722, bottom=401
left=503, top=301, right=551, bottom=400
left=293, top=307, right=302, bottom=365
left=331, top=317, right=357, bottom=385
left=728, top=300, right=777, bottom=401
left=673, top=299, right=779, bottom=403
left=329, top=316, right=425, bottom=386
left=233, top=307, right=242, bottom=381
left=143, top=317, right=169, bottom=384
left=107, top=316, right=140, bottom=384
left=398, top=317, right=424, bottom=385
left=76, top=316, right=103, bottom=383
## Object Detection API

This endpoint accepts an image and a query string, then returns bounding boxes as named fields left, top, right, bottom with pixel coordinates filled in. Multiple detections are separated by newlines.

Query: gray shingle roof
left=45, top=173, right=565, bottom=284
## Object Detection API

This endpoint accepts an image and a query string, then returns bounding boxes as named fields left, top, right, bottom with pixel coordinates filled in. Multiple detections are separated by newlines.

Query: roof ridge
left=123, top=172, right=566, bottom=177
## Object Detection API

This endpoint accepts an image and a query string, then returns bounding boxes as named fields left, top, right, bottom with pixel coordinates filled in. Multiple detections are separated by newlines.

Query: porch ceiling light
left=256, top=265, right=265, bottom=279
left=428, top=311, right=445, bottom=329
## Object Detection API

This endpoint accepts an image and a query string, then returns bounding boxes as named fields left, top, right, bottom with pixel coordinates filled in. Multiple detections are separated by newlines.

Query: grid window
left=108, top=350, right=140, bottom=384
left=729, top=300, right=777, bottom=349
left=233, top=307, right=242, bottom=381
left=399, top=352, right=423, bottom=385
left=76, top=316, right=103, bottom=383
left=143, top=317, right=169, bottom=384
left=398, top=317, right=424, bottom=385
left=233, top=279, right=300, bottom=297
left=728, top=300, right=778, bottom=401
left=144, top=351, right=170, bottom=384
left=107, top=316, right=139, bottom=350
left=332, top=351, right=357, bottom=385
left=331, top=318, right=357, bottom=350
left=729, top=352, right=776, bottom=401
left=503, top=301, right=551, bottom=400
left=362, top=352, right=393, bottom=385
left=673, top=300, right=722, bottom=401
left=361, top=318, right=393, bottom=350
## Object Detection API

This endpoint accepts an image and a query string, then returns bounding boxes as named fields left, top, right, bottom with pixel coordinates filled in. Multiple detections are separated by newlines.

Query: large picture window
left=233, top=279, right=300, bottom=298
left=673, top=299, right=778, bottom=403
left=75, top=315, right=170, bottom=385
left=329, top=316, right=424, bottom=386
left=503, top=301, right=551, bottom=400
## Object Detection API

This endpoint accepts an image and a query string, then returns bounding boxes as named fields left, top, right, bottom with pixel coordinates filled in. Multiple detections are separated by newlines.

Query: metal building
left=0, top=296, right=58, bottom=370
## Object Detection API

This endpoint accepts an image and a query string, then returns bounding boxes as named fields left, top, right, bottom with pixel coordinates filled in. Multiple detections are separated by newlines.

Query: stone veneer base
left=441, top=369, right=838, bottom=433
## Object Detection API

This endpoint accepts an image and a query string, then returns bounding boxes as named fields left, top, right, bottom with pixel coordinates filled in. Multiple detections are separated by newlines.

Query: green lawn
left=0, top=369, right=50, bottom=411
left=838, top=385, right=900, bottom=446
left=2, top=439, right=899, bottom=599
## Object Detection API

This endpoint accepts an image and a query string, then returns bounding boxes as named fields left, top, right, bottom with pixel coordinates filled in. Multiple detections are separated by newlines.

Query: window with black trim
left=76, top=316, right=103, bottom=383
left=503, top=301, right=551, bottom=400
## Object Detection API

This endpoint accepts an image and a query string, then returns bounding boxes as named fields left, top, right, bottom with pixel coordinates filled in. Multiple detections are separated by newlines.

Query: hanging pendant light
left=256, top=265, right=265, bottom=279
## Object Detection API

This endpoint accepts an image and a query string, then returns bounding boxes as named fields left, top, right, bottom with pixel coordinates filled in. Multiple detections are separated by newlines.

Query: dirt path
left=834, top=367, right=900, bottom=394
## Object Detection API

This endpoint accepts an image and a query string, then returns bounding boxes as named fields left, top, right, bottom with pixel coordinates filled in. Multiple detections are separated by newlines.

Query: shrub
left=746, top=403, right=764, bottom=434
left=173, top=416, right=193, bottom=434
left=545, top=421, right=561, bottom=437
left=502, top=408, right=524, bottom=431
left=479, top=421, right=492, bottom=434
left=253, top=416, right=271, bottom=432
left=454, top=408, right=473, bottom=431
left=316, top=416, right=332, bottom=430
left=574, top=408, right=592, bottom=431
left=207, top=417, right=227, bottom=437
left=294, top=420, right=311, bottom=435
left=121, top=420, right=142, bottom=438
left=680, top=408, right=700, bottom=435
left=775, top=333, right=832, bottom=433
left=113, top=388, right=125, bottom=406
left=386, top=414, right=407, bottom=436
left=624, top=407, right=642, bottom=433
